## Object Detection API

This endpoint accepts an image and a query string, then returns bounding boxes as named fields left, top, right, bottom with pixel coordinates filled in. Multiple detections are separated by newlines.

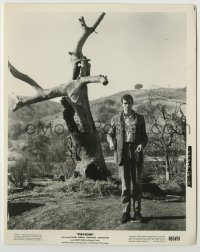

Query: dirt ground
left=8, top=195, right=186, bottom=231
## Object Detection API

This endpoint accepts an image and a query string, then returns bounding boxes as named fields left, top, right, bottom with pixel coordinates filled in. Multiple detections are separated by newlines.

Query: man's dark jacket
left=107, top=111, right=148, bottom=165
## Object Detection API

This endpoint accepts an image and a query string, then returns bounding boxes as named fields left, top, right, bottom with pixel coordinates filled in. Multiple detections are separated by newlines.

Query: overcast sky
left=5, top=5, right=187, bottom=101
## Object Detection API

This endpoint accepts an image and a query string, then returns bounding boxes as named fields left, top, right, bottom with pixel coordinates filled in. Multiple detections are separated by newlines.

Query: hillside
left=90, top=87, right=186, bottom=119
left=8, top=96, right=62, bottom=123
left=90, top=87, right=186, bottom=106
left=8, top=87, right=186, bottom=140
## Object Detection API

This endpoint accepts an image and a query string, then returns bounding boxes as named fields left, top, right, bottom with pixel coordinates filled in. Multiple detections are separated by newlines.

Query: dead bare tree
left=9, top=12, right=110, bottom=180
left=138, top=90, right=186, bottom=180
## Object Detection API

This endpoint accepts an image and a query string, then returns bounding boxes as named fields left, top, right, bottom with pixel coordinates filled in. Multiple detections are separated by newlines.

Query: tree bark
left=9, top=12, right=110, bottom=180
left=165, top=151, right=170, bottom=181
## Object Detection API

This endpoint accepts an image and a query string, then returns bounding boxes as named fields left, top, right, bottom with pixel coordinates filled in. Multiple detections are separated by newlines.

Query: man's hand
left=136, top=144, right=143, bottom=152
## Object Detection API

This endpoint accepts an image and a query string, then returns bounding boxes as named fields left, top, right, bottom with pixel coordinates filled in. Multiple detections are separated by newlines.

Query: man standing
left=107, top=94, right=148, bottom=223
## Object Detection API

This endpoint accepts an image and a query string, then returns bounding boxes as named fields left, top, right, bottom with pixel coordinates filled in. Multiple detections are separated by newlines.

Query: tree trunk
left=62, top=98, right=109, bottom=180
left=9, top=13, right=110, bottom=180
left=165, top=151, right=170, bottom=181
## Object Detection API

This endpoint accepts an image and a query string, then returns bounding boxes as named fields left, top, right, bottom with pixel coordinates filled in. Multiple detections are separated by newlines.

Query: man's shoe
left=120, top=212, right=131, bottom=224
left=131, top=212, right=143, bottom=223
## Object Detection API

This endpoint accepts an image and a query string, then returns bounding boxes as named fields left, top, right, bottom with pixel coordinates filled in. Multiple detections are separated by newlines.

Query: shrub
left=10, top=155, right=36, bottom=187
left=134, top=83, right=143, bottom=89
left=97, top=105, right=118, bottom=123
left=8, top=121, right=24, bottom=140
left=104, top=99, right=116, bottom=106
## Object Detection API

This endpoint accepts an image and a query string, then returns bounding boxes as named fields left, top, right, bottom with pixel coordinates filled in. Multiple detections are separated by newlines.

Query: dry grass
left=29, top=177, right=121, bottom=199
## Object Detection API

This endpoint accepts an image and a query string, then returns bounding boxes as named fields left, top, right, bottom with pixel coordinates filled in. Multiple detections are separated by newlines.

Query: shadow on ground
left=8, top=202, right=44, bottom=217
left=141, top=215, right=186, bottom=223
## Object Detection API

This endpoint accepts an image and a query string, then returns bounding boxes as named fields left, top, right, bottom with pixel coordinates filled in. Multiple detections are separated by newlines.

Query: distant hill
left=8, top=96, right=63, bottom=123
left=8, top=97, right=63, bottom=140
left=8, top=87, right=186, bottom=140
left=90, top=87, right=186, bottom=120
left=91, top=87, right=186, bottom=106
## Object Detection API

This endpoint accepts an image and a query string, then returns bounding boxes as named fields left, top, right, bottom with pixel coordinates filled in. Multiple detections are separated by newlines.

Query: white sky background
left=5, top=7, right=187, bottom=101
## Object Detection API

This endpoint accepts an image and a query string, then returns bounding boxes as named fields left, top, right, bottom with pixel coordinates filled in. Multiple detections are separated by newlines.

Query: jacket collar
left=119, top=110, right=136, bottom=127
left=122, top=109, right=136, bottom=118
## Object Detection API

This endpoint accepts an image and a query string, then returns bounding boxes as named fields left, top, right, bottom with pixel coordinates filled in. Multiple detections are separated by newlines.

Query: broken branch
left=12, top=75, right=108, bottom=111
left=75, top=12, right=105, bottom=57
left=8, top=61, right=43, bottom=91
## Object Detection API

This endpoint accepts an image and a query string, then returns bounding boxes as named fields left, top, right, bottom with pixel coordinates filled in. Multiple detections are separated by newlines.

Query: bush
left=104, top=99, right=116, bottom=106
left=97, top=105, right=118, bottom=123
left=158, top=180, right=186, bottom=196
left=134, top=83, right=143, bottom=89
left=8, top=121, right=24, bottom=140
left=10, top=155, right=36, bottom=187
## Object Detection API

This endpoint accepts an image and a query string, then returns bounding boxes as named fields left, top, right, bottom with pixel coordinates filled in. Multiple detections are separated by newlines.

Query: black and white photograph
left=4, top=3, right=197, bottom=245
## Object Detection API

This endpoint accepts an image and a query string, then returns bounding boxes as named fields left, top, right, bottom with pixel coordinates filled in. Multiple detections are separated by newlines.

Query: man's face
left=122, top=98, right=133, bottom=114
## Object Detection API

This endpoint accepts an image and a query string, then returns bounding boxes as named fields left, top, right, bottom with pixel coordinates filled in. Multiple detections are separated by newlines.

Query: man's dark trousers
left=119, top=143, right=142, bottom=214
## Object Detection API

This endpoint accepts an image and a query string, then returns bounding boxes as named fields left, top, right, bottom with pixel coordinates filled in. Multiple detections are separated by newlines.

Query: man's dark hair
left=121, top=94, right=134, bottom=104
